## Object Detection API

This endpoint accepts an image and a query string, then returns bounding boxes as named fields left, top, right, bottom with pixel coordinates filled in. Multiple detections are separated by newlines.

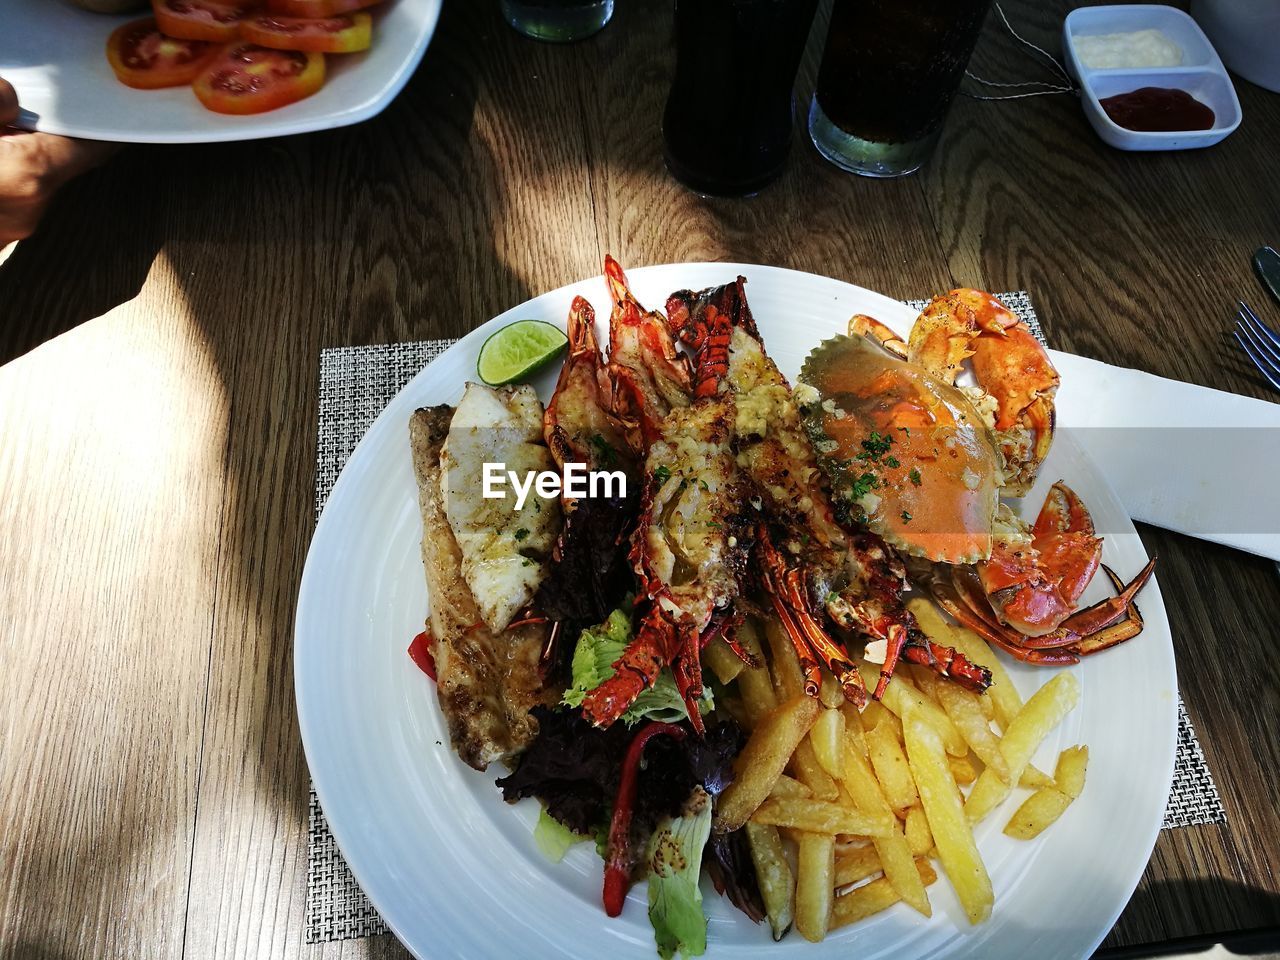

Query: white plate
left=0, top=0, right=441, bottom=143
left=295, top=263, right=1177, bottom=960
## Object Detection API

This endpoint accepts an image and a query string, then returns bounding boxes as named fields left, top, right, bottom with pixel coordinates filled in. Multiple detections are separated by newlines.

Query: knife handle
left=1255, top=246, right=1280, bottom=309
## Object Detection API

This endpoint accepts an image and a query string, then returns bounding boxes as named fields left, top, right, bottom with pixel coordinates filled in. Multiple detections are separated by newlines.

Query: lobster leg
left=581, top=606, right=681, bottom=728
left=781, top=569, right=867, bottom=707
left=700, top=610, right=758, bottom=668
left=900, top=633, right=993, bottom=693
left=672, top=626, right=707, bottom=736
left=768, top=592, right=823, bottom=698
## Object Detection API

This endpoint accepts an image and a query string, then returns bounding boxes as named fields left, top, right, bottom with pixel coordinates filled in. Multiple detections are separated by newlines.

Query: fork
left=1234, top=300, right=1280, bottom=392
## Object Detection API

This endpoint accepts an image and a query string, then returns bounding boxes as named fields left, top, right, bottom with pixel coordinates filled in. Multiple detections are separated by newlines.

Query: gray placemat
left=305, top=296, right=1224, bottom=944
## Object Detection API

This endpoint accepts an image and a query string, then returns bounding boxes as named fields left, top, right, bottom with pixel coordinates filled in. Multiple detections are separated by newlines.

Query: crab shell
left=798, top=333, right=1002, bottom=565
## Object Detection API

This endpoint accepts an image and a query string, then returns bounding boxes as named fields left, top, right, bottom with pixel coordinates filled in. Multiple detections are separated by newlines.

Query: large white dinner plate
left=295, top=264, right=1177, bottom=960
left=0, top=0, right=441, bottom=143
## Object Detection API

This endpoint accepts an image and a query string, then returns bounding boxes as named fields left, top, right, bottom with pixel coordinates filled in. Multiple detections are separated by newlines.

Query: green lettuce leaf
left=533, top=805, right=589, bottom=863
left=646, top=786, right=713, bottom=960
left=561, top=607, right=712, bottom=725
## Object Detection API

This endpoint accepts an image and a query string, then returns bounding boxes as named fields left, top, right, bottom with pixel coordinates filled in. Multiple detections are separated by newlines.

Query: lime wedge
left=476, top=319, right=568, bottom=386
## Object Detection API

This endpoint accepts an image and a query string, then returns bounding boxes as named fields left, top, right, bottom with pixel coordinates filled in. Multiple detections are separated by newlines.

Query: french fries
left=904, top=713, right=993, bottom=924
left=790, top=739, right=841, bottom=801
left=716, top=694, right=821, bottom=832
left=1054, top=744, right=1089, bottom=798
left=704, top=635, right=748, bottom=685
left=719, top=601, right=1089, bottom=944
left=1004, top=746, right=1089, bottom=840
left=809, top=708, right=846, bottom=782
left=904, top=805, right=933, bottom=857
left=751, top=797, right=895, bottom=838
left=734, top=620, right=777, bottom=728
left=907, top=597, right=1021, bottom=731
left=841, top=729, right=931, bottom=916
left=794, top=832, right=834, bottom=942
left=860, top=660, right=968, bottom=757
left=833, top=843, right=881, bottom=889
left=918, top=667, right=1011, bottom=782
left=746, top=822, right=795, bottom=940
left=769, top=774, right=813, bottom=800
left=763, top=616, right=806, bottom=702
left=831, top=860, right=938, bottom=930
left=948, top=754, right=978, bottom=785
left=965, top=673, right=1080, bottom=824
left=865, top=720, right=919, bottom=813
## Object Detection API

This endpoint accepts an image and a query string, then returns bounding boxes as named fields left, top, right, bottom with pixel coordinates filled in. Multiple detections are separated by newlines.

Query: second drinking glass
left=809, top=0, right=991, bottom=178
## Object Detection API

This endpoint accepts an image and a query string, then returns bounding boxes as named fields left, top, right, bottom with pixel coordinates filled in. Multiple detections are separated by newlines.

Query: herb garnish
left=590, top=433, right=616, bottom=468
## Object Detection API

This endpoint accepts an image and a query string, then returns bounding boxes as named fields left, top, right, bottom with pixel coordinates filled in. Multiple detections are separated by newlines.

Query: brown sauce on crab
left=800, top=334, right=1001, bottom=564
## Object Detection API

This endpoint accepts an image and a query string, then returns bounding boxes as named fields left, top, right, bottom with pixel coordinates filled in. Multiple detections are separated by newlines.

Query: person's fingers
left=0, top=131, right=119, bottom=244
left=0, top=78, right=19, bottom=127
left=28, top=132, right=119, bottom=182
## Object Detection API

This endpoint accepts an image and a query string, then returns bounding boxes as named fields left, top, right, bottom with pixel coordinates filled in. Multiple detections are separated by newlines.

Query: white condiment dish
left=1062, top=4, right=1242, bottom=151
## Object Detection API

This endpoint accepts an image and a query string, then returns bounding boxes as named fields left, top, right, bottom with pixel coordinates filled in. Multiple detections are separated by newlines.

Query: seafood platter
left=295, top=260, right=1176, bottom=960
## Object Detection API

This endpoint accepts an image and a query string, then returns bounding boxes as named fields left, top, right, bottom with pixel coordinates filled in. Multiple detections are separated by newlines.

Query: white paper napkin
left=1050, top=351, right=1280, bottom=560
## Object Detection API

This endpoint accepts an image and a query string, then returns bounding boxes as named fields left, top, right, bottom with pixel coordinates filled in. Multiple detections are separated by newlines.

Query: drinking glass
left=500, top=0, right=614, bottom=42
left=808, top=0, right=991, bottom=178
left=662, top=0, right=819, bottom=196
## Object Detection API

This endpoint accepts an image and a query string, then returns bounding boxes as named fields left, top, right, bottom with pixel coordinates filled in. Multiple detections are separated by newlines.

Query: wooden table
left=2, top=1, right=1278, bottom=956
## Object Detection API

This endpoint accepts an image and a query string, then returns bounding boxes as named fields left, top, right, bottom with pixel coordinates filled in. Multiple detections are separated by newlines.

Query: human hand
left=1, top=77, right=118, bottom=244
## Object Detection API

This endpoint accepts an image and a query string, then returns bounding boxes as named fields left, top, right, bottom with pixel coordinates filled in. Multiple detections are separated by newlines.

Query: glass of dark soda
left=809, top=0, right=991, bottom=178
left=500, top=0, right=614, bottom=42
left=663, top=0, right=819, bottom=196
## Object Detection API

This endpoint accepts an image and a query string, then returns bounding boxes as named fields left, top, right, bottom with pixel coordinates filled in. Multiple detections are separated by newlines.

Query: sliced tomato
left=240, top=12, right=371, bottom=53
left=265, top=0, right=377, bottom=21
left=106, top=18, right=220, bottom=89
left=153, top=0, right=249, bottom=42
left=193, top=42, right=325, bottom=114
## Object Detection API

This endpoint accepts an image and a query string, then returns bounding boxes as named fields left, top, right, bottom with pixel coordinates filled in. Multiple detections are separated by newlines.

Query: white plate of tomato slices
left=0, top=0, right=440, bottom=142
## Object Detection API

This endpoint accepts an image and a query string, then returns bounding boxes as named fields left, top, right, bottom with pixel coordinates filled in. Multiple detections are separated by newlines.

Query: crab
left=799, top=289, right=1155, bottom=661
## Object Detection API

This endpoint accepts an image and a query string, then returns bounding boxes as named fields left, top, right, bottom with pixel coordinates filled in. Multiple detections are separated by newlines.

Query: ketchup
left=1100, top=87, right=1215, bottom=132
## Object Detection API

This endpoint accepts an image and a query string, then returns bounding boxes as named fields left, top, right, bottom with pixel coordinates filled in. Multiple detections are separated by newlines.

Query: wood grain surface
left=1, top=0, right=1278, bottom=958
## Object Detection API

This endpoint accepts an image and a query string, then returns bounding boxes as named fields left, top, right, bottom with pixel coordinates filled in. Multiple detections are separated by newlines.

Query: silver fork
left=1234, top=300, right=1280, bottom=392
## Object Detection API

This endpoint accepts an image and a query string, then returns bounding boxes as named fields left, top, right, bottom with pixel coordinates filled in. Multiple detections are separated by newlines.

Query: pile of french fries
left=702, top=597, right=1089, bottom=942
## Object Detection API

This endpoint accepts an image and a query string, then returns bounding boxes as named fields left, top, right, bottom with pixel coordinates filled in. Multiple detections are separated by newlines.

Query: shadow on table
left=0, top=151, right=164, bottom=365
left=0, top=0, right=538, bottom=951
left=1097, top=878, right=1280, bottom=958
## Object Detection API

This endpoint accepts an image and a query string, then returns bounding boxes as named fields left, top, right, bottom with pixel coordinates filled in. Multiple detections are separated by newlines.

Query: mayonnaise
left=1075, top=29, right=1183, bottom=69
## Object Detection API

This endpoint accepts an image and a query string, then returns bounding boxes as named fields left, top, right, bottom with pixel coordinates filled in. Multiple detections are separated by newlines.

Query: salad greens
left=562, top=607, right=713, bottom=725
left=646, top=787, right=713, bottom=960
left=533, top=806, right=589, bottom=863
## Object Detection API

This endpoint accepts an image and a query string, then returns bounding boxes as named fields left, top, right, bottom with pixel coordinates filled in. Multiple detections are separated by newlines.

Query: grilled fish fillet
left=410, top=406, right=556, bottom=770
left=441, top=383, right=562, bottom=632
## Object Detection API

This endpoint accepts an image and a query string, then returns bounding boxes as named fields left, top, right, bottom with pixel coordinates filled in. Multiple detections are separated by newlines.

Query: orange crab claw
left=979, top=482, right=1106, bottom=637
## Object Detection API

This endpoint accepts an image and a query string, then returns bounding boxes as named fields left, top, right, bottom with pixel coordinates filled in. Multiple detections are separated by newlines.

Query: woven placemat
left=304, top=295, right=1225, bottom=944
